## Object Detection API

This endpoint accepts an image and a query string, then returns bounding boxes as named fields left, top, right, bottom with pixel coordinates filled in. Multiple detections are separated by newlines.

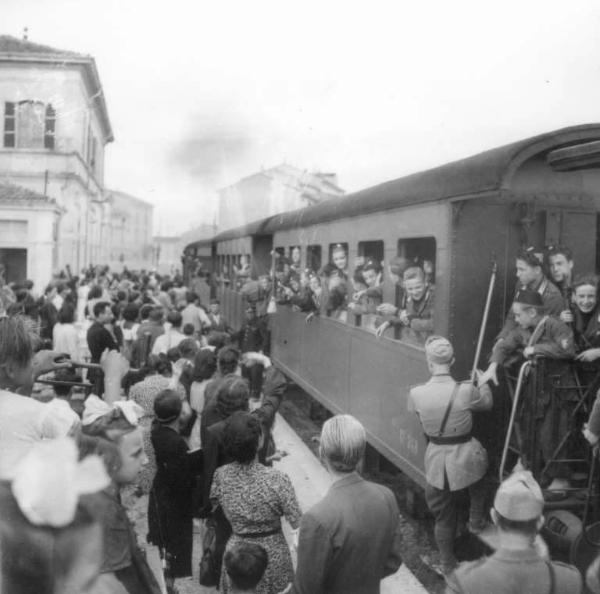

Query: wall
left=107, top=191, right=154, bottom=270
left=0, top=204, right=57, bottom=290
left=0, top=62, right=109, bottom=273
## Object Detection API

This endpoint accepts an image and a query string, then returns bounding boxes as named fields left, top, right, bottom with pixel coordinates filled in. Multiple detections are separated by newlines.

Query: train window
left=274, top=247, right=285, bottom=258
left=347, top=241, right=385, bottom=332
left=328, top=243, right=349, bottom=271
left=234, top=254, right=251, bottom=291
left=393, top=237, right=436, bottom=344
left=357, top=240, right=384, bottom=267
left=289, top=245, right=301, bottom=271
left=397, top=237, right=436, bottom=284
left=307, top=245, right=322, bottom=273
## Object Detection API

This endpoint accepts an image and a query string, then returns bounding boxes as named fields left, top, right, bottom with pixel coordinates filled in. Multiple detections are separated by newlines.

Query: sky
left=3, top=0, right=600, bottom=235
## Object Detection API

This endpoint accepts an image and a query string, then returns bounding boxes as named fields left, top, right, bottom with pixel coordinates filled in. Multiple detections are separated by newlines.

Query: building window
left=3, top=102, right=15, bottom=147
left=3, top=101, right=56, bottom=149
left=87, top=131, right=97, bottom=172
left=44, top=105, right=56, bottom=149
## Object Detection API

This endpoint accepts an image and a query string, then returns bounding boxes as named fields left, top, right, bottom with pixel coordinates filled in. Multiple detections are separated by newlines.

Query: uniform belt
left=234, top=527, right=282, bottom=538
left=427, top=433, right=472, bottom=445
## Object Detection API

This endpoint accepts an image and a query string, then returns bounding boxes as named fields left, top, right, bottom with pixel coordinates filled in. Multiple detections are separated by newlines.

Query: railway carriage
left=187, top=124, right=600, bottom=496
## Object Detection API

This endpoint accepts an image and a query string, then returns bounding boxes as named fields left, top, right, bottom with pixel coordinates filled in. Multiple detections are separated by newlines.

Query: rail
left=498, top=360, right=532, bottom=482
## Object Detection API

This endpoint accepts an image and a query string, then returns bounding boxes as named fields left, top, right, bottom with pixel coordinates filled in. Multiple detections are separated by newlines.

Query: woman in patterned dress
left=210, top=411, right=301, bottom=594
left=129, top=355, right=185, bottom=494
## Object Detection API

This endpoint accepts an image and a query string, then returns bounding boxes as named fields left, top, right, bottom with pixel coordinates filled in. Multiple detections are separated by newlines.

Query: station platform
left=138, top=412, right=430, bottom=593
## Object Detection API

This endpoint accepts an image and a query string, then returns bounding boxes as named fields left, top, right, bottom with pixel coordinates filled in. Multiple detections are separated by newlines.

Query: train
left=185, top=124, right=600, bottom=558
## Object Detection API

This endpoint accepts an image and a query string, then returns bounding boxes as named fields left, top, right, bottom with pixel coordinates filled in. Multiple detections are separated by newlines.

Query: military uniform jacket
left=446, top=546, right=582, bottom=594
left=491, top=316, right=575, bottom=365
left=409, top=375, right=492, bottom=490
left=499, top=276, right=564, bottom=340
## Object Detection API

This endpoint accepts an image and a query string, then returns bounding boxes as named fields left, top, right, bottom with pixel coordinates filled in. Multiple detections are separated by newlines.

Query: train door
left=252, top=235, right=273, bottom=277
left=545, top=208, right=597, bottom=274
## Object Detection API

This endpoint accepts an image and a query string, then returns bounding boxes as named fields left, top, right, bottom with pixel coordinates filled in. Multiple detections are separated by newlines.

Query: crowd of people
left=0, top=262, right=404, bottom=594
left=2, top=240, right=600, bottom=594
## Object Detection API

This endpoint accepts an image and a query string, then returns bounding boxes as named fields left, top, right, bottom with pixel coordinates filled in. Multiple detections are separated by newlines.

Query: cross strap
left=438, top=382, right=460, bottom=437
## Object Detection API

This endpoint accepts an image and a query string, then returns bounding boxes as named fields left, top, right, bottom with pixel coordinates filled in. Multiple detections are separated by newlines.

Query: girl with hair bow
left=0, top=437, right=110, bottom=594
left=79, top=395, right=162, bottom=594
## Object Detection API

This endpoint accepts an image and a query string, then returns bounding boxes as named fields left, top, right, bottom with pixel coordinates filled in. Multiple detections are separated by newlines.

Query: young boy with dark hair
left=224, top=542, right=268, bottom=593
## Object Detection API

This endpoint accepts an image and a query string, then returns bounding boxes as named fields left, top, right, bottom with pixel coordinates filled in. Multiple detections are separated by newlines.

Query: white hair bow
left=12, top=437, right=110, bottom=527
left=82, top=394, right=145, bottom=427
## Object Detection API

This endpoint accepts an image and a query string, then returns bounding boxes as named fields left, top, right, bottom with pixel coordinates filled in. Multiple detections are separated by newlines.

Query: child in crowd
left=80, top=395, right=160, bottom=594
left=224, top=543, right=269, bottom=594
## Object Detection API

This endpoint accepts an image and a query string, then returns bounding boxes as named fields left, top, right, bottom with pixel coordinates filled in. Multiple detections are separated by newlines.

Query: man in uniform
left=499, top=247, right=564, bottom=340
left=232, top=304, right=268, bottom=400
left=481, top=289, right=575, bottom=490
left=446, top=468, right=582, bottom=594
left=482, top=289, right=575, bottom=385
left=409, top=336, right=493, bottom=577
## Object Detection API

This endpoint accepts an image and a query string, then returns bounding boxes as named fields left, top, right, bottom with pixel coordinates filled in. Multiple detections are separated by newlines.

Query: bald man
left=409, top=336, right=493, bottom=577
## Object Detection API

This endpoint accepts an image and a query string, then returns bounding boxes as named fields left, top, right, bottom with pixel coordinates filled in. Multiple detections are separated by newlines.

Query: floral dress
left=129, top=375, right=185, bottom=494
left=211, top=461, right=301, bottom=594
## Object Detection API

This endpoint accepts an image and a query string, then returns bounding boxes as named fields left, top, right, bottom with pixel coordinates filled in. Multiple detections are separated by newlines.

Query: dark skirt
left=148, top=485, right=193, bottom=578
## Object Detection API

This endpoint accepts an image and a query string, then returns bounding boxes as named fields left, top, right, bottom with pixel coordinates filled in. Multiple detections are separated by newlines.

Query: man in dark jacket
left=86, top=301, right=119, bottom=395
left=293, top=415, right=402, bottom=594
left=232, top=305, right=268, bottom=399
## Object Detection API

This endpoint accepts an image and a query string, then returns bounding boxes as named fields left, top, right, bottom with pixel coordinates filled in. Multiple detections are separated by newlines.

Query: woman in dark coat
left=147, top=390, right=203, bottom=594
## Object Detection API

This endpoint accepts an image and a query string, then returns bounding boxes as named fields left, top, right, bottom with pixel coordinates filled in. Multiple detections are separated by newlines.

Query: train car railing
left=498, top=357, right=600, bottom=508
left=499, top=360, right=532, bottom=482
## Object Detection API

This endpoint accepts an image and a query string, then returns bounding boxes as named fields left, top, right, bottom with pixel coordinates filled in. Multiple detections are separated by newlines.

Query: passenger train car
left=185, top=124, right=600, bottom=495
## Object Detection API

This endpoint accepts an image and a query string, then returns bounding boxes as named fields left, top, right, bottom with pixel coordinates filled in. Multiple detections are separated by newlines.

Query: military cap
left=514, top=289, right=543, bottom=307
left=494, top=469, right=544, bottom=521
left=424, top=335, right=454, bottom=364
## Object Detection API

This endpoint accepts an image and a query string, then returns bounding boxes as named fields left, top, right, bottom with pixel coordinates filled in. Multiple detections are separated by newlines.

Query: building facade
left=217, top=163, right=344, bottom=231
left=104, top=189, right=154, bottom=271
left=0, top=183, right=61, bottom=286
left=0, top=34, right=113, bottom=288
left=152, top=236, right=182, bottom=276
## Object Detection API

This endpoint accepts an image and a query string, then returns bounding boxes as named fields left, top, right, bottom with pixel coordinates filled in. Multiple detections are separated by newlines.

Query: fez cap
left=425, top=336, right=454, bottom=364
left=494, top=469, right=544, bottom=521
left=514, top=289, right=543, bottom=307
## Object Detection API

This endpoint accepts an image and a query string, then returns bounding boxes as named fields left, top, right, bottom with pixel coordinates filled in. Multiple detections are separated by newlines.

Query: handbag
left=199, top=517, right=219, bottom=587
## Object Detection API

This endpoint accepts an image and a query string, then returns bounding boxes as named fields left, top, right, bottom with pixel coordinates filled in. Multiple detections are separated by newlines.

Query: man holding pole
left=409, top=336, right=493, bottom=578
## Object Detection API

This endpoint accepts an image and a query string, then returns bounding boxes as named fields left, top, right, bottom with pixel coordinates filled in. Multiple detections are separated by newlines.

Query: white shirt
left=151, top=329, right=186, bottom=355
left=0, top=390, right=80, bottom=479
left=181, top=304, right=210, bottom=333
left=53, top=323, right=79, bottom=361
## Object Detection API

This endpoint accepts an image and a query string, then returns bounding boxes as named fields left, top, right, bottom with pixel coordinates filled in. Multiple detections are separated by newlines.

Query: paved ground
left=126, top=411, right=430, bottom=593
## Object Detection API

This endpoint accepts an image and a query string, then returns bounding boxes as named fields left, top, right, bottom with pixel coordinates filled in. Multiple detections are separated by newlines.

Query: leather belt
left=234, top=527, right=282, bottom=538
left=427, top=433, right=472, bottom=445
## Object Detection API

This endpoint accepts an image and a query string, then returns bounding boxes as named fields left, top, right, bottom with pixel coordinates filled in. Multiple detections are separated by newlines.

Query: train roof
left=212, top=124, right=600, bottom=242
